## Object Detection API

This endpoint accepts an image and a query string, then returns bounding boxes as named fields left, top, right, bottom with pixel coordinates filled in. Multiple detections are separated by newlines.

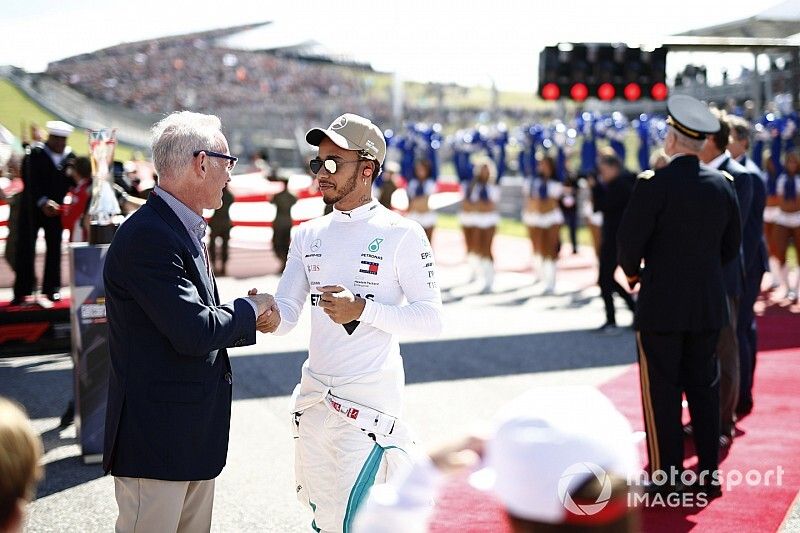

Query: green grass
left=0, top=78, right=135, bottom=161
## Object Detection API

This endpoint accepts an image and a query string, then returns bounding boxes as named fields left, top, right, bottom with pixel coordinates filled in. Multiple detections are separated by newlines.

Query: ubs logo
left=311, top=239, right=322, bottom=252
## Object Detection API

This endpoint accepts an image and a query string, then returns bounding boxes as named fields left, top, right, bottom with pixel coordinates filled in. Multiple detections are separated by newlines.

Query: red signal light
left=570, top=83, right=588, bottom=101
left=623, top=82, right=642, bottom=101
left=651, top=82, right=668, bottom=101
left=541, top=83, right=560, bottom=100
left=597, top=83, right=615, bottom=101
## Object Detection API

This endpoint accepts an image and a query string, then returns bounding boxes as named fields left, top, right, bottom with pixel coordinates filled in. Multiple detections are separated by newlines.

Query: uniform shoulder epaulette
left=720, top=170, right=734, bottom=182
left=637, top=170, right=655, bottom=180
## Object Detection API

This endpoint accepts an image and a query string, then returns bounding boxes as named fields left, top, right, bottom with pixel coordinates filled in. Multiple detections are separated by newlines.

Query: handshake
left=246, top=289, right=281, bottom=334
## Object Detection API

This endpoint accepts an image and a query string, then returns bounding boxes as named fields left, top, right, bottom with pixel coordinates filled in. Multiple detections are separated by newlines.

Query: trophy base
left=89, top=223, right=118, bottom=245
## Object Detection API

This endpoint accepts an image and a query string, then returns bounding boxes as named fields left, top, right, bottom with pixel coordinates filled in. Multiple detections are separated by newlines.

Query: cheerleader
left=764, top=155, right=782, bottom=289
left=774, top=149, right=800, bottom=301
left=405, top=159, right=437, bottom=242
left=522, top=155, right=563, bottom=293
left=466, top=159, right=501, bottom=293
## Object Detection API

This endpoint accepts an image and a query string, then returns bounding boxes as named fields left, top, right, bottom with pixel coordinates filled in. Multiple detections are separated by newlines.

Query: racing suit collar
left=332, top=199, right=380, bottom=222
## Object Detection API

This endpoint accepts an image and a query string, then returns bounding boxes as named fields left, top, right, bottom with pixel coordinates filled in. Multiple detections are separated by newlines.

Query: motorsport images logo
left=558, top=462, right=612, bottom=516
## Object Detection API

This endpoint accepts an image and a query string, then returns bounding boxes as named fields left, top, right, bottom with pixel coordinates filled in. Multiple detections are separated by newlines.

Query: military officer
left=617, top=95, right=741, bottom=496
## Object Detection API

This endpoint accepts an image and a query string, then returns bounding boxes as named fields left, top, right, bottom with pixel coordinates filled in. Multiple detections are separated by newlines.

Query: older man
left=272, top=113, right=443, bottom=532
left=103, top=111, right=278, bottom=532
left=618, top=95, right=741, bottom=497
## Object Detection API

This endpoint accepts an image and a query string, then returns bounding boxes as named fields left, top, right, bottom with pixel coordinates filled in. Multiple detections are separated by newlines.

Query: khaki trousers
left=114, top=476, right=215, bottom=533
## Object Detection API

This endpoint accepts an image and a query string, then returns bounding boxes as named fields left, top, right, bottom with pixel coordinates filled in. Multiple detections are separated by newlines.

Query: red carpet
left=429, top=303, right=800, bottom=532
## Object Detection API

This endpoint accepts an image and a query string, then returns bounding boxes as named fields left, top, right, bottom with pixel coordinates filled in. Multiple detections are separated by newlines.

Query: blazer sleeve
left=721, top=185, right=743, bottom=266
left=734, top=172, right=753, bottom=230
left=105, top=228, right=256, bottom=356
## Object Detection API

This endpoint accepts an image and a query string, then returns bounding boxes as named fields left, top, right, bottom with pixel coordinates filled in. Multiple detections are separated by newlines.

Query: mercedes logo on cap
left=331, top=116, right=347, bottom=130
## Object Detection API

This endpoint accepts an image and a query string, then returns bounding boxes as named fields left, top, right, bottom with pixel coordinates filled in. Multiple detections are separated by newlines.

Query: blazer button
left=224, top=372, right=232, bottom=384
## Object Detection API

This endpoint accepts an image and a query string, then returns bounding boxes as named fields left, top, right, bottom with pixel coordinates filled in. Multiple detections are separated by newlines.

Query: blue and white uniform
left=522, top=178, right=564, bottom=228
left=405, top=178, right=438, bottom=229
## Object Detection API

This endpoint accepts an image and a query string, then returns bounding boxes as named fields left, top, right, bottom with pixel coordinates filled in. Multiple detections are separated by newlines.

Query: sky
left=0, top=0, right=789, bottom=91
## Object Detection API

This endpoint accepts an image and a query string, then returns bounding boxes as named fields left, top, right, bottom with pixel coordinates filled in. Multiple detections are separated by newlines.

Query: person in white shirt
left=268, top=113, right=444, bottom=533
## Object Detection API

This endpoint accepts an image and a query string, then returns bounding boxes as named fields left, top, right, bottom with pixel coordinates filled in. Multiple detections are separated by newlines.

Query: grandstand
left=43, top=22, right=389, bottom=154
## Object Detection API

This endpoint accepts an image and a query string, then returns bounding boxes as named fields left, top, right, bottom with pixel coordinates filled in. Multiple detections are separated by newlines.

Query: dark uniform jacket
left=717, top=156, right=752, bottom=298
left=738, top=157, right=769, bottom=277
left=21, top=143, right=74, bottom=208
left=617, top=155, right=741, bottom=331
left=103, top=193, right=256, bottom=480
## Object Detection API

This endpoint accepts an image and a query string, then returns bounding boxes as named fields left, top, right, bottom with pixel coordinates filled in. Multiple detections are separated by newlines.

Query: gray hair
left=151, top=111, right=223, bottom=179
left=668, top=126, right=705, bottom=153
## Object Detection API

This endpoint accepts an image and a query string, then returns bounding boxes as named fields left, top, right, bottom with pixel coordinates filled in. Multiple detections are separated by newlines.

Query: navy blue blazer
left=739, top=157, right=769, bottom=277
left=103, top=193, right=256, bottom=480
left=719, top=156, right=752, bottom=298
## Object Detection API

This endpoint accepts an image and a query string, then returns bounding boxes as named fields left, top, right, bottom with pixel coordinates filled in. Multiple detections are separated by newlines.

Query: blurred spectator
left=61, top=156, right=92, bottom=242
left=0, top=397, right=43, bottom=533
left=271, top=177, right=296, bottom=272
left=594, top=152, right=636, bottom=334
left=354, top=387, right=640, bottom=533
left=376, top=160, right=400, bottom=210
left=649, top=149, right=670, bottom=170
left=560, top=174, right=579, bottom=255
left=208, top=185, right=234, bottom=276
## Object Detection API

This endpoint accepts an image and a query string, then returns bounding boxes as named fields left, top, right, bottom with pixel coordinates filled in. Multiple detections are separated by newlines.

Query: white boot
left=531, top=254, right=542, bottom=282
left=481, top=258, right=494, bottom=294
left=543, top=259, right=556, bottom=295
left=782, top=264, right=793, bottom=299
left=466, top=253, right=479, bottom=282
left=770, top=257, right=782, bottom=290
left=790, top=266, right=799, bottom=302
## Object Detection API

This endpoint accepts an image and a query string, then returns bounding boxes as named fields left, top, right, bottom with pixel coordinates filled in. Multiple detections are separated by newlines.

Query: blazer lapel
left=147, top=194, right=216, bottom=304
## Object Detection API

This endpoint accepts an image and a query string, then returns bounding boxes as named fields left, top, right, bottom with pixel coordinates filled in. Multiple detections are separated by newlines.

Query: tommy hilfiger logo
left=359, top=261, right=379, bottom=275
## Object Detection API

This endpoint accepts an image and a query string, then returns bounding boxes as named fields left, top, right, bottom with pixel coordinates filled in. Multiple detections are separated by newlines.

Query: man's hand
left=42, top=200, right=61, bottom=217
left=247, top=289, right=280, bottom=333
left=626, top=274, right=640, bottom=290
left=318, top=285, right=365, bottom=324
left=256, top=307, right=281, bottom=333
left=429, top=434, right=487, bottom=474
left=246, top=289, right=276, bottom=317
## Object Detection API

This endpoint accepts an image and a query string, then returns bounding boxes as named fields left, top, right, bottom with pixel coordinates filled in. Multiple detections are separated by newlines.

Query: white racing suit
left=274, top=200, right=443, bottom=533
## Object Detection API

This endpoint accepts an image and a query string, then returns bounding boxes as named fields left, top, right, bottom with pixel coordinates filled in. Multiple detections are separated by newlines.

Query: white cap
left=470, top=386, right=639, bottom=525
left=46, top=120, right=74, bottom=138
left=306, top=113, right=386, bottom=165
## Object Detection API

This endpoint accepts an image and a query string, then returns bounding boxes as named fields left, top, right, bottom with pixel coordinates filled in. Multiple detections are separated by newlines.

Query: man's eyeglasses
left=193, top=150, right=238, bottom=171
left=309, top=157, right=363, bottom=175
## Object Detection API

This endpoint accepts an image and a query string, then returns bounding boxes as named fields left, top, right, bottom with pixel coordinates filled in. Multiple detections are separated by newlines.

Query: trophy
left=87, top=128, right=122, bottom=244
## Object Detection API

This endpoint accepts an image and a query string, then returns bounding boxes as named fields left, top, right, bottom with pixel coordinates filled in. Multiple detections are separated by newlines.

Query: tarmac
left=0, top=227, right=796, bottom=531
